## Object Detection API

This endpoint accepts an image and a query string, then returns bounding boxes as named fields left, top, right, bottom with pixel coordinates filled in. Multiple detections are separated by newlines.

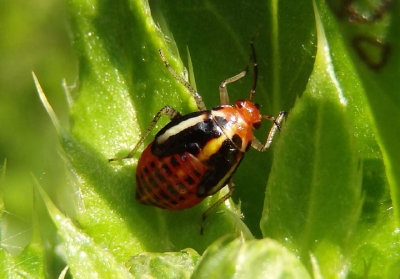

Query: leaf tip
left=32, top=72, right=62, bottom=135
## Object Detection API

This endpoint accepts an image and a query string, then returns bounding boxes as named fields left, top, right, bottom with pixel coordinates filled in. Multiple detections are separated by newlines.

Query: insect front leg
left=109, top=106, right=181, bottom=162
left=251, top=111, right=287, bottom=152
left=200, top=180, right=235, bottom=235
left=158, top=49, right=207, bottom=111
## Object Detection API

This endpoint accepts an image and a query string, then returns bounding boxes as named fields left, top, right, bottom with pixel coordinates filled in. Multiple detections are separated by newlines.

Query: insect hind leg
left=108, top=106, right=181, bottom=162
left=200, top=180, right=235, bottom=235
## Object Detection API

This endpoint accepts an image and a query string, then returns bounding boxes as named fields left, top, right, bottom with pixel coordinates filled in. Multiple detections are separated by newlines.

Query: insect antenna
left=248, top=40, right=258, bottom=102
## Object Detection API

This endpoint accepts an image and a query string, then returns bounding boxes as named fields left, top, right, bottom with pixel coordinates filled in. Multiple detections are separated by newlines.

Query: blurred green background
left=0, top=0, right=75, bottom=255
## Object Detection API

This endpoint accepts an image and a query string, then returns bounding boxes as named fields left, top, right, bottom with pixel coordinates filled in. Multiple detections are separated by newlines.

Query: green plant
left=1, top=0, right=400, bottom=278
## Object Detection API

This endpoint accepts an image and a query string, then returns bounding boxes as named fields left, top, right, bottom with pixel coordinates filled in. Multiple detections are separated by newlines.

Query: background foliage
left=1, top=0, right=399, bottom=278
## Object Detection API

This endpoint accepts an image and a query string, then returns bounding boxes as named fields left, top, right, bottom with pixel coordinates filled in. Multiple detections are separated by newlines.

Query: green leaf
left=127, top=248, right=200, bottom=278
left=261, top=1, right=363, bottom=276
left=261, top=0, right=400, bottom=277
left=192, top=237, right=311, bottom=278
left=348, top=209, right=400, bottom=278
left=332, top=0, right=400, bottom=227
left=35, top=179, right=133, bottom=278
left=313, top=0, right=400, bottom=276
left=0, top=241, right=46, bottom=279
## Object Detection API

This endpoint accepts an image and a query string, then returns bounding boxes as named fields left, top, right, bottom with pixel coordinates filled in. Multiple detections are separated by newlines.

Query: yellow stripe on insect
left=197, top=136, right=226, bottom=162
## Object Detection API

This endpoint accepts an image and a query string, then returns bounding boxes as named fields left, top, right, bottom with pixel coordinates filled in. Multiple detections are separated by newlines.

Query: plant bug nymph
left=109, top=42, right=286, bottom=234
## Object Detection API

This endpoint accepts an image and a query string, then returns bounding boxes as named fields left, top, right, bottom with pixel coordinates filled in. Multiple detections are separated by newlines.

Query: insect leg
left=200, top=180, right=235, bottom=235
left=158, top=49, right=207, bottom=111
left=108, top=106, right=181, bottom=162
left=219, top=41, right=258, bottom=105
left=251, top=111, right=287, bottom=151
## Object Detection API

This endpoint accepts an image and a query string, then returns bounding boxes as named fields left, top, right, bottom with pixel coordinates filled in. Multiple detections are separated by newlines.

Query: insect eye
left=255, top=103, right=260, bottom=110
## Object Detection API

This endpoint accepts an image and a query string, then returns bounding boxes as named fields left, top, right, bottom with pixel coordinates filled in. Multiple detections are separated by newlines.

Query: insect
left=109, top=42, right=286, bottom=233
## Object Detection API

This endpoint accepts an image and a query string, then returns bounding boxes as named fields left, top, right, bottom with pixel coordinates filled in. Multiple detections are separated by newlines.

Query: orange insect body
left=135, top=100, right=261, bottom=210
